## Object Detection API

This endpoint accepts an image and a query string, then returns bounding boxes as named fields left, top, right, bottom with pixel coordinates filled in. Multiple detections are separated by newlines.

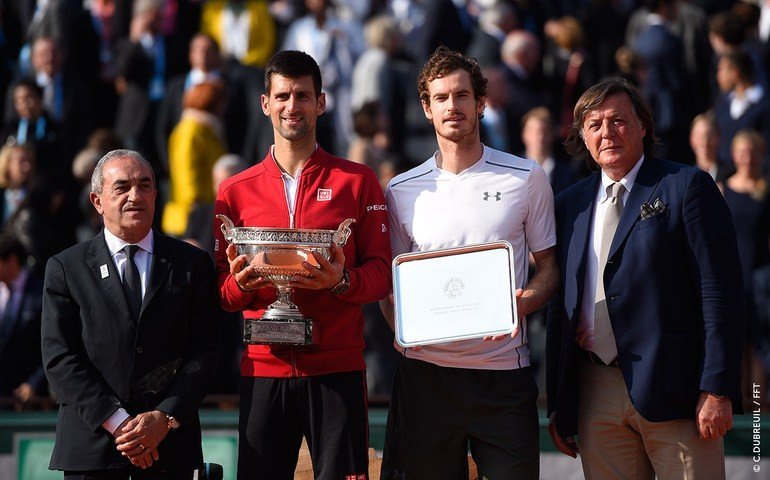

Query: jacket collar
left=86, top=229, right=173, bottom=327
left=261, top=144, right=330, bottom=178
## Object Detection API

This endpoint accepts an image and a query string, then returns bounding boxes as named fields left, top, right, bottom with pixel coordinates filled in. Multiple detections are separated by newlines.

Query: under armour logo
left=483, top=191, right=502, bottom=201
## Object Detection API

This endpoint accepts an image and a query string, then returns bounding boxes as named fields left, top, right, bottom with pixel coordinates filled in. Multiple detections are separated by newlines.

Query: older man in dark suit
left=42, top=149, right=218, bottom=479
left=546, top=78, right=744, bottom=479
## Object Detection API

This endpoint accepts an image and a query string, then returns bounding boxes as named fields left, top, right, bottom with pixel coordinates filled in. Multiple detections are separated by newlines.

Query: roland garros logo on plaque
left=443, top=277, right=465, bottom=299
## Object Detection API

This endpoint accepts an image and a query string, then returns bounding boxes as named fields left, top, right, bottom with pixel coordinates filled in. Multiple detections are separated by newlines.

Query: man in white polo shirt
left=379, top=46, right=558, bottom=480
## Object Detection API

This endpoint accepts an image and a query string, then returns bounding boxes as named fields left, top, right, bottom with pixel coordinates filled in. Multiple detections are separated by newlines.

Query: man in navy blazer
left=546, top=78, right=744, bottom=479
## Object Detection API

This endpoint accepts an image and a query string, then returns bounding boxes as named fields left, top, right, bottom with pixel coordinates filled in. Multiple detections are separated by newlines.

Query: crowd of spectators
left=0, top=0, right=768, bottom=412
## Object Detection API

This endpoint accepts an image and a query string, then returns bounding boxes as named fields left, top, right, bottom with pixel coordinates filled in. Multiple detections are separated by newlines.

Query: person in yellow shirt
left=162, top=82, right=227, bottom=236
left=200, top=0, right=276, bottom=68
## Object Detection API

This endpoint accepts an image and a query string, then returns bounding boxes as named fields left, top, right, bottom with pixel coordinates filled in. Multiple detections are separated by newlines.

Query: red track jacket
left=214, top=147, right=392, bottom=377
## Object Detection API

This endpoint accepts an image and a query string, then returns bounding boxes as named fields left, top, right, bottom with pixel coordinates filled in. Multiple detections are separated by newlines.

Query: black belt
left=582, top=349, right=619, bottom=368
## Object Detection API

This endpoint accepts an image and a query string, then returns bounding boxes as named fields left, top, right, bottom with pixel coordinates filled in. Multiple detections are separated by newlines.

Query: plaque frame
left=392, top=241, right=518, bottom=347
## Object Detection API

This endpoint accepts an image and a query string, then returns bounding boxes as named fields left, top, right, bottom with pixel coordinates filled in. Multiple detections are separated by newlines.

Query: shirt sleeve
left=524, top=162, right=557, bottom=253
left=102, top=408, right=130, bottom=435
left=335, top=168, right=393, bottom=304
left=385, top=185, right=413, bottom=258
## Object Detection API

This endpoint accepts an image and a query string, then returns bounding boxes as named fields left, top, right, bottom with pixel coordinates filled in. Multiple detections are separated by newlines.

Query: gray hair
left=480, top=2, right=515, bottom=32
left=213, top=154, right=249, bottom=176
left=133, top=0, right=163, bottom=17
left=501, top=30, right=538, bottom=63
left=364, top=15, right=400, bottom=51
left=91, top=149, right=155, bottom=194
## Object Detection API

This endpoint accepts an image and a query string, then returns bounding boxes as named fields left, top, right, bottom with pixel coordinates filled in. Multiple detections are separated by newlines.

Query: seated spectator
left=2, top=80, right=61, bottom=178
left=348, top=101, right=391, bottom=171
left=184, top=153, right=248, bottom=255
left=113, top=0, right=184, bottom=167
left=715, top=50, right=770, bottom=169
left=162, top=82, right=227, bottom=237
left=4, top=176, right=76, bottom=274
left=70, top=129, right=124, bottom=243
left=351, top=15, right=403, bottom=134
left=4, top=37, right=93, bottom=165
left=520, top=107, right=577, bottom=194
left=721, top=129, right=770, bottom=411
left=0, top=232, right=46, bottom=411
left=157, top=33, right=261, bottom=168
left=479, top=67, right=511, bottom=153
left=543, top=16, right=596, bottom=140
left=501, top=30, right=546, bottom=155
left=690, top=111, right=732, bottom=182
left=465, top=2, right=517, bottom=68
left=184, top=153, right=249, bottom=401
left=0, top=143, right=36, bottom=227
left=283, top=0, right=365, bottom=154
left=200, top=0, right=276, bottom=69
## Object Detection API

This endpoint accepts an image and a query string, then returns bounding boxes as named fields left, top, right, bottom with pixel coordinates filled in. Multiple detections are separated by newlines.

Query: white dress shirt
left=101, top=228, right=154, bottom=435
left=576, top=155, right=644, bottom=351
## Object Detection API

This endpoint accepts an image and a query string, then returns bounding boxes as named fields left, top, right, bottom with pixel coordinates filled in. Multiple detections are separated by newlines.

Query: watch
left=330, top=268, right=350, bottom=295
left=165, top=413, right=180, bottom=430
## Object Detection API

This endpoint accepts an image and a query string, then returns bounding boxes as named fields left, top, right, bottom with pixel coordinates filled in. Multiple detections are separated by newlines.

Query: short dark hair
left=564, top=78, right=657, bottom=166
left=264, top=50, right=322, bottom=97
left=721, top=51, right=754, bottom=84
left=13, top=78, right=43, bottom=99
left=417, top=46, right=487, bottom=104
left=0, top=232, right=27, bottom=264
left=709, top=12, right=745, bottom=47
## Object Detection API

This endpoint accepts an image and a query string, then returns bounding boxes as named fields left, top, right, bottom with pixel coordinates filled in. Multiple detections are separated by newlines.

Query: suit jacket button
left=136, top=347, right=143, bottom=354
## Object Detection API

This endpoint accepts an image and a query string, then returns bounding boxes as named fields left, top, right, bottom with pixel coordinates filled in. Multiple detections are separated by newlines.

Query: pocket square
left=640, top=197, right=667, bottom=220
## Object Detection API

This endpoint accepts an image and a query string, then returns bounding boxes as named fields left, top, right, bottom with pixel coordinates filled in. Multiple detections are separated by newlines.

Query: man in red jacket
left=213, top=50, right=391, bottom=480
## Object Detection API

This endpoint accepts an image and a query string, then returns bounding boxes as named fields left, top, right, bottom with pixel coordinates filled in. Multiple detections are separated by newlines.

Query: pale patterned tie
left=593, top=182, right=625, bottom=364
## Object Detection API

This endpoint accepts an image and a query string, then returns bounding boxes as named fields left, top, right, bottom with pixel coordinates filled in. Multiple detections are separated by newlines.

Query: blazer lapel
left=86, top=231, right=135, bottom=330
left=609, top=158, right=664, bottom=259
left=563, top=174, right=600, bottom=319
left=566, top=174, right=601, bottom=311
left=141, top=232, right=172, bottom=317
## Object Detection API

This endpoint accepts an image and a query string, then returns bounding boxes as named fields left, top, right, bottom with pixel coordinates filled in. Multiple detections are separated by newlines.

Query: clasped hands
left=113, top=411, right=170, bottom=469
left=227, top=243, right=345, bottom=291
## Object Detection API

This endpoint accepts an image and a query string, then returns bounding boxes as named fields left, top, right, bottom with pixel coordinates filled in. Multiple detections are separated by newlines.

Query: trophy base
left=244, top=317, right=315, bottom=346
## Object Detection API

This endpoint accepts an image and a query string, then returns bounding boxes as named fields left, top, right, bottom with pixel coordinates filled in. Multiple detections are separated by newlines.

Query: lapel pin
left=160, top=258, right=166, bottom=263
left=100, top=264, right=109, bottom=279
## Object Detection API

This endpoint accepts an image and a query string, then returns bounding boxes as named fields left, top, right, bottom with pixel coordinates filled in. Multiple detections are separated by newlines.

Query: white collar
left=600, top=154, right=644, bottom=202
left=729, top=84, right=764, bottom=104
left=104, top=228, right=154, bottom=257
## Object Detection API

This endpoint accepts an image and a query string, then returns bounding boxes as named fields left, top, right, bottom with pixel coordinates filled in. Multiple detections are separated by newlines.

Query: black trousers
left=381, top=357, right=540, bottom=480
left=237, top=371, right=369, bottom=480
left=63, top=469, right=192, bottom=479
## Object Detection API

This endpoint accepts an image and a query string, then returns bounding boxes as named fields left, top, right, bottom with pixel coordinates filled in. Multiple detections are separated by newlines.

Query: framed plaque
left=392, top=241, right=517, bottom=347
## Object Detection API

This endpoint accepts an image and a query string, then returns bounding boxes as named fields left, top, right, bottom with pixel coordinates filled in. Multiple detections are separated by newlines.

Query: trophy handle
left=333, top=218, right=356, bottom=246
left=216, top=214, right=236, bottom=243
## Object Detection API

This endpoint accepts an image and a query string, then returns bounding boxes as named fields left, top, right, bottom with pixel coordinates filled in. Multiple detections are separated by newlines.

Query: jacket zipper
left=281, top=168, right=304, bottom=376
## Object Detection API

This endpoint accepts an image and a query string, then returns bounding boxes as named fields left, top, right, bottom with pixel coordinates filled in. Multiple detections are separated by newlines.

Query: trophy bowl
left=217, top=214, right=355, bottom=345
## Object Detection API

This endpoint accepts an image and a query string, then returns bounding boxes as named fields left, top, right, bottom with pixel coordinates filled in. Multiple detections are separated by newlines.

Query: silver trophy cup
left=217, top=214, right=355, bottom=345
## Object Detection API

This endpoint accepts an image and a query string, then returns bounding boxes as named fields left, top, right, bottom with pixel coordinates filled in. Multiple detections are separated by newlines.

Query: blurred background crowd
left=0, top=0, right=768, bottom=414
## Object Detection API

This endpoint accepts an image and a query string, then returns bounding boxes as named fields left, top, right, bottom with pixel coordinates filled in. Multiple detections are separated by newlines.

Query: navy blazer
left=0, top=270, right=45, bottom=397
left=42, top=230, right=219, bottom=471
left=546, top=158, right=745, bottom=438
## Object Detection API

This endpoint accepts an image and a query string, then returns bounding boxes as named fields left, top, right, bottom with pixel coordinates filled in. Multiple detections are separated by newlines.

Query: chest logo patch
left=317, top=188, right=332, bottom=201
left=483, top=191, right=502, bottom=201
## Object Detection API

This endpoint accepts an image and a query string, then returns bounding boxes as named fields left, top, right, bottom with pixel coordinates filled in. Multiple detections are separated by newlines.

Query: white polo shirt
left=386, top=145, right=556, bottom=370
